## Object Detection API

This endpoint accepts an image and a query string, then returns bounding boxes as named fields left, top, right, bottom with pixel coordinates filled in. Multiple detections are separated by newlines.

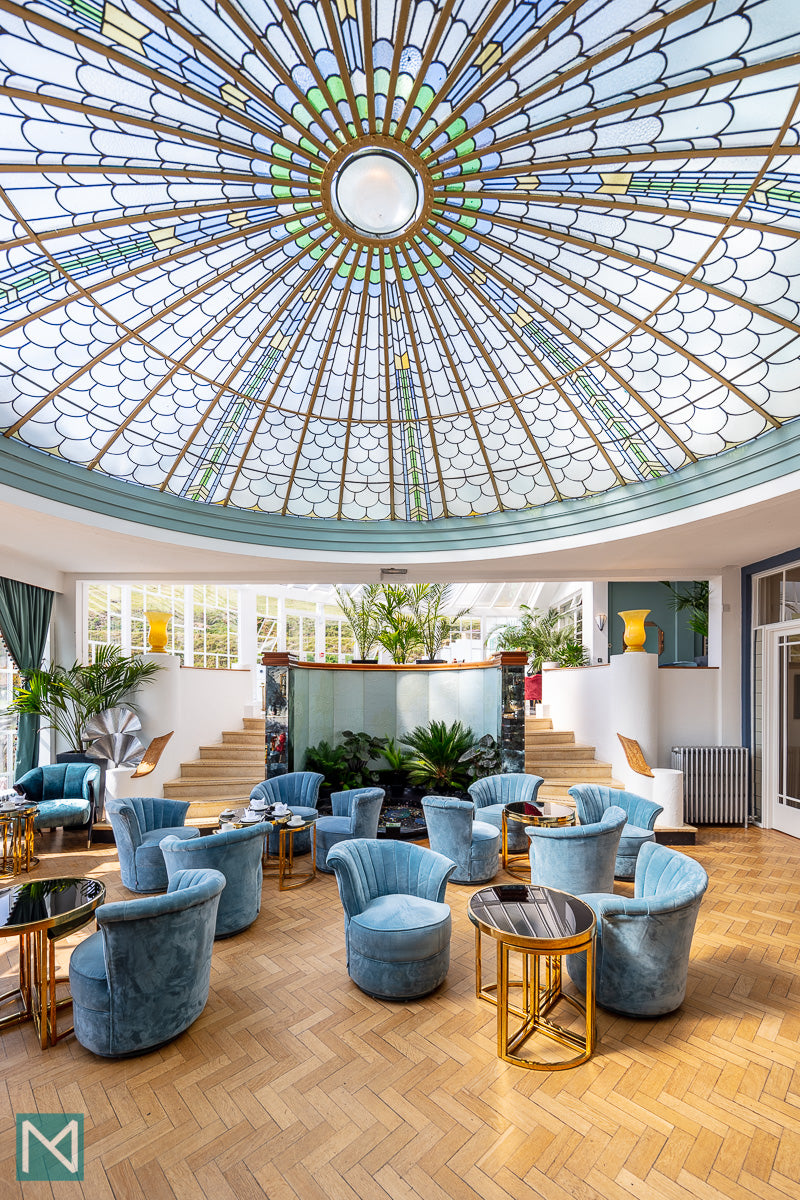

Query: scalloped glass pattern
left=0, top=0, right=798, bottom=521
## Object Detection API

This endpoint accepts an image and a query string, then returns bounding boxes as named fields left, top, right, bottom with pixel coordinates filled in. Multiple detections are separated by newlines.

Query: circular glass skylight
left=334, top=152, right=421, bottom=236
left=0, top=0, right=797, bottom=525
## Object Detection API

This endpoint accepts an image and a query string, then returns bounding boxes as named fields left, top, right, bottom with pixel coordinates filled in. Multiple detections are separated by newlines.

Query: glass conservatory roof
left=0, top=0, right=798, bottom=523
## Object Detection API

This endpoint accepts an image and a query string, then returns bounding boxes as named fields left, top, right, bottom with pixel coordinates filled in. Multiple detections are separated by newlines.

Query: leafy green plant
left=9, top=645, right=162, bottom=752
left=304, top=739, right=348, bottom=788
left=401, top=719, right=475, bottom=792
left=339, top=729, right=388, bottom=788
left=408, top=583, right=471, bottom=661
left=661, top=581, right=709, bottom=639
left=381, top=737, right=412, bottom=773
left=334, top=583, right=382, bottom=660
left=458, top=733, right=501, bottom=780
left=492, top=605, right=588, bottom=670
left=374, top=584, right=422, bottom=663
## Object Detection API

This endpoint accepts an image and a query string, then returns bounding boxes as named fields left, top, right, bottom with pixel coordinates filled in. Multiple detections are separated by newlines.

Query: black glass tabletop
left=469, top=884, right=594, bottom=946
left=0, top=877, right=105, bottom=933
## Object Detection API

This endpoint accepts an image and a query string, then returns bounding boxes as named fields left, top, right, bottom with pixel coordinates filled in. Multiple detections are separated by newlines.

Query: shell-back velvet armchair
left=106, top=797, right=199, bottom=893
left=249, top=771, right=324, bottom=855
left=526, top=805, right=627, bottom=895
left=161, top=821, right=264, bottom=937
left=69, top=867, right=225, bottom=1057
left=315, top=786, right=384, bottom=872
left=468, top=772, right=545, bottom=854
left=566, top=842, right=709, bottom=1016
left=422, top=795, right=500, bottom=884
left=326, top=838, right=456, bottom=1000
left=569, top=784, right=663, bottom=879
left=14, top=762, right=100, bottom=847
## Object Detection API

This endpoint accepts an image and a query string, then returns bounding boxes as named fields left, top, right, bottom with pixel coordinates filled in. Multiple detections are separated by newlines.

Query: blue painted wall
left=607, top=581, right=702, bottom=662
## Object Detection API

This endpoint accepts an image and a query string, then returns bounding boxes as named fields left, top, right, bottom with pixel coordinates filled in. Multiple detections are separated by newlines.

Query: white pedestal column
left=608, top=652, right=659, bottom=792
left=652, top=768, right=684, bottom=828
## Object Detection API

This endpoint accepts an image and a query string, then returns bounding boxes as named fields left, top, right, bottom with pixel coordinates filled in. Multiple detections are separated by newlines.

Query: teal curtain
left=0, top=577, right=54, bottom=779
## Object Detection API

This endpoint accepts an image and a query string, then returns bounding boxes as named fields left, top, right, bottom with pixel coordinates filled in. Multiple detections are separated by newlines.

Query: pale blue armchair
left=161, top=821, right=264, bottom=937
left=422, top=795, right=500, bottom=884
left=249, top=771, right=324, bottom=855
left=14, top=762, right=100, bottom=847
left=69, top=867, right=225, bottom=1057
left=526, top=806, right=627, bottom=895
left=106, top=797, right=200, bottom=893
left=327, top=839, right=456, bottom=1000
left=468, top=773, right=544, bottom=854
left=566, top=842, right=709, bottom=1016
left=315, top=787, right=384, bottom=872
left=569, top=784, right=663, bottom=879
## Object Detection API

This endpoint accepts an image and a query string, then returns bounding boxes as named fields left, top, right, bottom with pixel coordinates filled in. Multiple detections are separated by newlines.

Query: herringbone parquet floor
left=1, top=826, right=798, bottom=1199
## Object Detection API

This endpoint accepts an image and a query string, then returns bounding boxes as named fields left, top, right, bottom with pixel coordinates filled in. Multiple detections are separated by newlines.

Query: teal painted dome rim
left=1, top=422, right=798, bottom=556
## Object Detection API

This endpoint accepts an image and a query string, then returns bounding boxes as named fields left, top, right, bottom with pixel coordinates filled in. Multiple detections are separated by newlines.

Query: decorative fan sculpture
left=84, top=707, right=145, bottom=768
left=0, top=0, right=797, bottom=523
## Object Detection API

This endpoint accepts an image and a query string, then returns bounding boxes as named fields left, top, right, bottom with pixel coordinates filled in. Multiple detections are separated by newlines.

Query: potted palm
left=401, top=719, right=475, bottom=795
left=408, top=583, right=471, bottom=663
left=9, top=644, right=162, bottom=757
left=334, top=584, right=382, bottom=662
left=374, top=584, right=422, bottom=664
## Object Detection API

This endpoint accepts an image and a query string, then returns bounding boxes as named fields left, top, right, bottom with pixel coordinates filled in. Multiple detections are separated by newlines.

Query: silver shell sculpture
left=84, top=706, right=142, bottom=739
left=84, top=707, right=145, bottom=767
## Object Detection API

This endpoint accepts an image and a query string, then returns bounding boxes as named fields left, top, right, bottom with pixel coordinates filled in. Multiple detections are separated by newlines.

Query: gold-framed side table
left=0, top=876, right=105, bottom=1048
left=502, top=801, right=575, bottom=876
left=264, top=816, right=318, bottom=890
left=468, top=883, right=596, bottom=1070
left=0, top=803, right=38, bottom=876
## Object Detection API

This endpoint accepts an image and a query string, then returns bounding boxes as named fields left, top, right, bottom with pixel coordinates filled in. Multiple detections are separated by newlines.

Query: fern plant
left=401, top=719, right=475, bottom=792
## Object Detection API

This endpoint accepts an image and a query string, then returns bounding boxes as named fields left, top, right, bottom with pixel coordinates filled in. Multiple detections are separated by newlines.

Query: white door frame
left=762, top=622, right=800, bottom=837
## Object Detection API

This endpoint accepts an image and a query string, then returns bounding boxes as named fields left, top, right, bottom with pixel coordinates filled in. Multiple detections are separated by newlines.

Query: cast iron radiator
left=670, top=746, right=749, bottom=827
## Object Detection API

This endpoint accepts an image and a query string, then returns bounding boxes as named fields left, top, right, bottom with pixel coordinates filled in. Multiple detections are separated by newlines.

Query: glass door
left=765, top=627, right=800, bottom=838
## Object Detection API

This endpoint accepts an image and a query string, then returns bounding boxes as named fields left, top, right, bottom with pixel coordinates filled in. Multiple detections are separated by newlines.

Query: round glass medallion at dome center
left=333, top=151, right=421, bottom=237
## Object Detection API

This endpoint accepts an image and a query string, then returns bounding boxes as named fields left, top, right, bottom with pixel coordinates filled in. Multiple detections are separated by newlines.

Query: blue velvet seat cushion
left=349, top=895, right=451, bottom=963
left=140, top=826, right=197, bottom=849
left=33, top=799, right=91, bottom=829
left=472, top=820, right=500, bottom=842
left=69, top=929, right=110, bottom=1013
left=619, top=825, right=656, bottom=856
left=318, top=815, right=350, bottom=837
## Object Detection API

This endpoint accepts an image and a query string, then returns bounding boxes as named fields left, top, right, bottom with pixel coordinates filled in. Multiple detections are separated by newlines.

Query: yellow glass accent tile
left=227, top=212, right=248, bottom=227
left=270, top=332, right=290, bottom=351
left=221, top=83, right=248, bottom=112
left=302, top=286, right=317, bottom=302
left=150, top=227, right=181, bottom=249
left=511, top=304, right=533, bottom=327
left=101, top=4, right=148, bottom=55
left=336, top=0, right=357, bottom=19
left=516, top=175, right=540, bottom=190
left=598, top=172, right=633, bottom=194
left=394, top=352, right=410, bottom=370
left=475, top=43, right=502, bottom=74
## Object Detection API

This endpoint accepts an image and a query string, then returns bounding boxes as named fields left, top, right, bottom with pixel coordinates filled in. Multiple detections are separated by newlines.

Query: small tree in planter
left=492, top=605, right=588, bottom=671
left=408, top=583, right=471, bottom=662
left=374, top=585, right=422, bottom=664
left=334, top=584, right=382, bottom=662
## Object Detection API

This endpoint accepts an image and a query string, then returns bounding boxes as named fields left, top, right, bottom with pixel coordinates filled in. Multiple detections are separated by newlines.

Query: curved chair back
left=527, top=806, right=626, bottom=895
left=422, top=795, right=499, bottom=884
left=106, top=797, right=195, bottom=893
left=15, top=763, right=99, bottom=803
left=330, top=787, right=384, bottom=836
left=327, top=838, right=456, bottom=923
left=249, top=771, right=323, bottom=810
left=161, top=823, right=264, bottom=937
left=567, top=842, right=709, bottom=1016
left=70, top=868, right=225, bottom=1057
left=468, top=773, right=543, bottom=810
left=568, top=783, right=662, bottom=831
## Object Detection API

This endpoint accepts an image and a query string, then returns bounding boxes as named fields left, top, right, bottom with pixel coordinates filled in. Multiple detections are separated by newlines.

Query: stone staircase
left=163, top=716, right=265, bottom=823
left=525, top=715, right=622, bottom=800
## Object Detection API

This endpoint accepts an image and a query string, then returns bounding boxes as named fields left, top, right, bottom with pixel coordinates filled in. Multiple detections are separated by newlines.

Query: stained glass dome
left=0, top=0, right=798, bottom=524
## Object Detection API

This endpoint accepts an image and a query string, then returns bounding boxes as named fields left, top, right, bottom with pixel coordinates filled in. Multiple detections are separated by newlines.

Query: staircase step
left=525, top=717, right=553, bottom=730
left=525, top=761, right=615, bottom=781
left=163, top=777, right=263, bottom=800
left=221, top=730, right=264, bottom=745
left=199, top=745, right=264, bottom=763
left=178, top=761, right=265, bottom=779
left=242, top=717, right=265, bottom=731
left=525, top=730, right=576, bottom=745
left=525, top=748, right=598, bottom=763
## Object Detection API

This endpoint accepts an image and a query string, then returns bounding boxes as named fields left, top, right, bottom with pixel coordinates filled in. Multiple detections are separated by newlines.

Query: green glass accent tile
left=446, top=117, right=467, bottom=139
left=273, top=142, right=291, bottom=161
left=327, top=75, right=346, bottom=104
left=307, top=87, right=327, bottom=115
left=272, top=185, right=291, bottom=197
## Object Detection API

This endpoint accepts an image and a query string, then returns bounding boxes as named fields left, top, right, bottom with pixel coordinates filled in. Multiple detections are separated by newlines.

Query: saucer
left=288, top=818, right=304, bottom=827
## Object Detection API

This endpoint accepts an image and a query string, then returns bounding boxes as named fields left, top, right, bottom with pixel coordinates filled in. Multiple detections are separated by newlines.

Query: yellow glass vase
left=145, top=610, right=172, bottom=653
left=618, top=609, right=650, bottom=653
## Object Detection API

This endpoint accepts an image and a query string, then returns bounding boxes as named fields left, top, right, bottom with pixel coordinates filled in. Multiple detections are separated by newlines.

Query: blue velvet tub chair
left=569, top=784, right=663, bottom=880
left=422, top=795, right=500, bottom=884
left=161, top=821, right=264, bottom=937
left=526, top=806, right=627, bottom=895
left=327, top=839, right=456, bottom=1000
left=106, top=797, right=200, bottom=893
left=249, top=771, right=324, bottom=855
left=315, top=786, right=384, bottom=873
left=468, top=772, right=545, bottom=855
left=14, top=762, right=100, bottom=847
left=69, top=867, right=225, bottom=1057
left=566, top=842, right=709, bottom=1017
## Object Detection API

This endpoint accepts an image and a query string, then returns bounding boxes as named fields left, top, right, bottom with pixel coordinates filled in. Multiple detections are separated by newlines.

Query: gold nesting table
left=502, top=800, right=575, bottom=877
left=219, top=808, right=317, bottom=890
left=469, top=883, right=596, bottom=1070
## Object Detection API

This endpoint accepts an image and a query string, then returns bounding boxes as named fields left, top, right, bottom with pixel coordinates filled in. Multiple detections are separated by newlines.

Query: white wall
left=543, top=655, right=721, bottom=786
left=291, top=664, right=501, bottom=770
left=106, top=654, right=254, bottom=799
